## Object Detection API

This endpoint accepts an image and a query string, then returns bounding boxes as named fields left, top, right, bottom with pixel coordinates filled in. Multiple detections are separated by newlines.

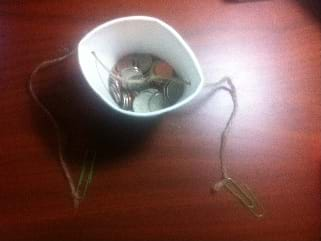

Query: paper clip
left=213, top=177, right=264, bottom=218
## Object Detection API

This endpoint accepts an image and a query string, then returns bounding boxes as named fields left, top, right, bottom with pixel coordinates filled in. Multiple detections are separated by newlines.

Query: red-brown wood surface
left=1, top=1, right=320, bottom=240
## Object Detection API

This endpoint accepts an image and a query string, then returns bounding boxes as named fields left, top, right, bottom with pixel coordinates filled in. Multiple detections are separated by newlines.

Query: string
left=205, top=77, right=264, bottom=218
left=28, top=50, right=263, bottom=216
left=28, top=49, right=95, bottom=208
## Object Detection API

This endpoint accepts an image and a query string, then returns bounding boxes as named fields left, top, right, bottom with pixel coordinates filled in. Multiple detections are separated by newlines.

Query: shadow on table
left=224, top=0, right=269, bottom=3
left=27, top=52, right=159, bottom=170
left=297, top=0, right=321, bottom=21
left=225, top=0, right=321, bottom=22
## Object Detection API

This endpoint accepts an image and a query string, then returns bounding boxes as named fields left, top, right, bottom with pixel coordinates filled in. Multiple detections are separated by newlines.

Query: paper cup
left=78, top=16, right=204, bottom=117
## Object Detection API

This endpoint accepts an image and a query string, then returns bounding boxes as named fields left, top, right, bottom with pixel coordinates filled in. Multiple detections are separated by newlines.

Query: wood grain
left=0, top=0, right=320, bottom=240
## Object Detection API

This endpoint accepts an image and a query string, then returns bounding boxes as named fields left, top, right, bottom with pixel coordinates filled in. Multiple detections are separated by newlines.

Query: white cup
left=78, top=16, right=204, bottom=117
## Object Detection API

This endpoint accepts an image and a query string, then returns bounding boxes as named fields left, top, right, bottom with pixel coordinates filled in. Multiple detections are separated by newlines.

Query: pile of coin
left=107, top=54, right=188, bottom=113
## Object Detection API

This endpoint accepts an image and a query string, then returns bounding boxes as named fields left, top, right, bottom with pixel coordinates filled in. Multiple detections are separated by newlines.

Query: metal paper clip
left=213, top=177, right=264, bottom=218
left=76, top=149, right=96, bottom=200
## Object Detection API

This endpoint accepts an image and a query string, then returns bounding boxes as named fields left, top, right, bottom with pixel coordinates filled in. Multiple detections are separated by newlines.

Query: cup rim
left=78, top=16, right=204, bottom=117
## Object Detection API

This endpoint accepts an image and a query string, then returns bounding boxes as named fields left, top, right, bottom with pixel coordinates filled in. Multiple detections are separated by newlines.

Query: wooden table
left=1, top=1, right=320, bottom=240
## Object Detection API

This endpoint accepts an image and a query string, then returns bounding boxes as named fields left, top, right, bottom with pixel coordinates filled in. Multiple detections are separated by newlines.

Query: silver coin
left=111, top=91, right=122, bottom=105
left=109, top=81, right=122, bottom=105
left=110, top=77, right=121, bottom=89
left=134, top=54, right=153, bottom=74
left=114, top=55, right=136, bottom=74
left=133, top=88, right=162, bottom=113
left=164, top=78, right=184, bottom=104
left=120, top=67, right=147, bottom=90
left=123, top=93, right=129, bottom=109
left=148, top=92, right=166, bottom=112
left=121, top=90, right=134, bottom=110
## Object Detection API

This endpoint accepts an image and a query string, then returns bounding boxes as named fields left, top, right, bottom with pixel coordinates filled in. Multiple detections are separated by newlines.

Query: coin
left=148, top=92, right=167, bottom=112
left=121, top=89, right=135, bottom=110
left=133, top=88, right=163, bottom=113
left=152, top=60, right=174, bottom=79
left=134, top=54, right=153, bottom=74
left=122, top=91, right=129, bottom=109
left=120, top=67, right=147, bottom=90
left=163, top=78, right=184, bottom=104
left=110, top=77, right=121, bottom=89
left=148, top=60, right=181, bottom=89
left=109, top=53, right=187, bottom=112
left=109, top=80, right=122, bottom=105
left=114, top=55, right=135, bottom=74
